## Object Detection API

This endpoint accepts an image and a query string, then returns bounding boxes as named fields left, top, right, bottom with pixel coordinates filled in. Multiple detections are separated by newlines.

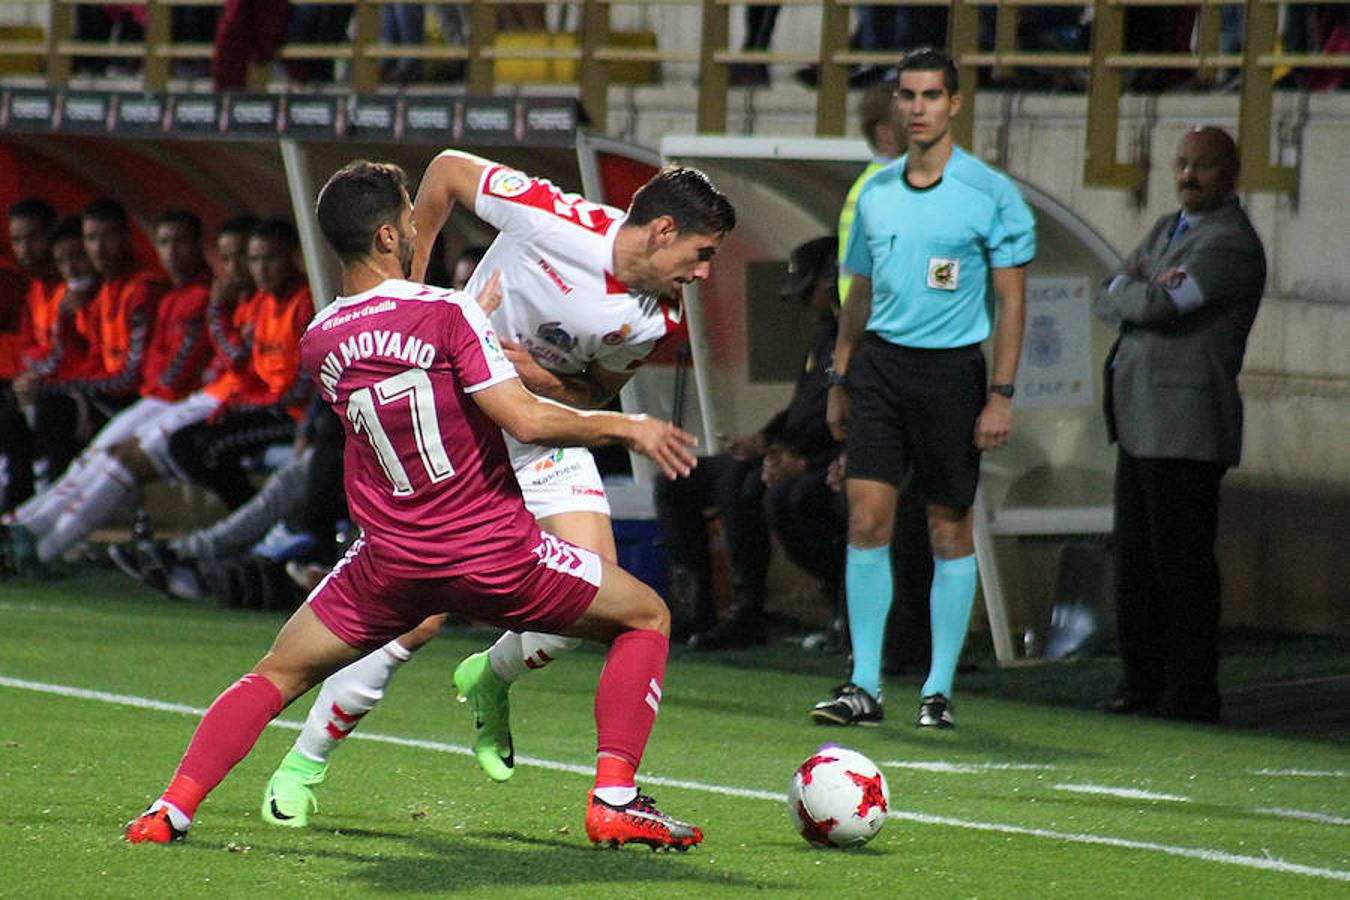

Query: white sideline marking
left=882, top=761, right=1054, bottom=774
left=1053, top=783, right=1191, bottom=803
left=1251, top=768, right=1348, bottom=778
left=3, top=675, right=1348, bottom=883
left=1252, top=808, right=1350, bottom=826
left=888, top=810, right=1350, bottom=882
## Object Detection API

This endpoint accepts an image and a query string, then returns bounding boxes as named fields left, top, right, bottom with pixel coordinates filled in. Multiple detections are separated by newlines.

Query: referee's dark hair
left=628, top=166, right=736, bottom=238
left=900, top=46, right=959, bottom=95
left=316, top=160, right=410, bottom=264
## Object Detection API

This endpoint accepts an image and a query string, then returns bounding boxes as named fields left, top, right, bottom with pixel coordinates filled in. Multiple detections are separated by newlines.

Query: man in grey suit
left=1094, top=126, right=1266, bottom=723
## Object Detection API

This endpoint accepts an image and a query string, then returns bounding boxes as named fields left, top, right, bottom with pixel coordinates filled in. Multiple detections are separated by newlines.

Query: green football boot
left=452, top=651, right=514, bottom=782
left=261, top=749, right=327, bottom=828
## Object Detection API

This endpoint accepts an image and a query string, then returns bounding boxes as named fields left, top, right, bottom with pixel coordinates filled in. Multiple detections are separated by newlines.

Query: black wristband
left=826, top=367, right=849, bottom=388
left=989, top=383, right=1015, bottom=399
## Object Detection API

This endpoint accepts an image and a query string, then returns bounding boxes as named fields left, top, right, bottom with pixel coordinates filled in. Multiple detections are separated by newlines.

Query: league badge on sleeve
left=481, top=327, right=507, bottom=363
left=927, top=257, right=959, bottom=291
left=487, top=167, right=532, bottom=198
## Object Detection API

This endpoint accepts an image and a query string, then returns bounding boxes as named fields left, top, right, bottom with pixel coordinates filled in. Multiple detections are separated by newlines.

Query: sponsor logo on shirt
left=321, top=299, right=397, bottom=330
left=536, top=257, right=574, bottom=295
left=487, top=168, right=531, bottom=198
left=571, top=486, right=605, bottom=497
left=535, top=321, right=576, bottom=352
left=527, top=459, right=584, bottom=486
left=601, top=324, right=632, bottom=346
left=532, top=448, right=567, bottom=472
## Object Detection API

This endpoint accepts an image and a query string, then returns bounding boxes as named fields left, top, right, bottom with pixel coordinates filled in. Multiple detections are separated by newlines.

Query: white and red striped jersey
left=464, top=165, right=682, bottom=468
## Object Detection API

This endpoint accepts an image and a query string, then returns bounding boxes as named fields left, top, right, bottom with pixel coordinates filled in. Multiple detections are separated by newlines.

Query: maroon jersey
left=301, top=278, right=537, bottom=579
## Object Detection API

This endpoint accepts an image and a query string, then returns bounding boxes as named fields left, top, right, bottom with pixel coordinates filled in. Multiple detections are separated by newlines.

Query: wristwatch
left=989, top=383, right=1015, bottom=399
left=826, top=367, right=849, bottom=388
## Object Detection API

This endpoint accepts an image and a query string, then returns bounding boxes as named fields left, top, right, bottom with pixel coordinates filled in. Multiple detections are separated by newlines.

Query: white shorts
left=513, top=446, right=611, bottom=520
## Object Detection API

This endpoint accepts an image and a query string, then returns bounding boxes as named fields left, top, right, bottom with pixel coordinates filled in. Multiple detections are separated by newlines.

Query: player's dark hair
left=7, top=197, right=57, bottom=231
left=900, top=46, right=959, bottom=95
left=218, top=214, right=260, bottom=240
left=82, top=198, right=129, bottom=229
left=155, top=209, right=202, bottom=243
left=628, top=166, right=735, bottom=238
left=52, top=215, right=84, bottom=244
left=316, top=160, right=409, bottom=264
left=251, top=217, right=300, bottom=251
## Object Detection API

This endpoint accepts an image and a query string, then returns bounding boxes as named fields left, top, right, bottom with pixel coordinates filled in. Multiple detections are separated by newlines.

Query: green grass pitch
left=1, top=570, right=1346, bottom=898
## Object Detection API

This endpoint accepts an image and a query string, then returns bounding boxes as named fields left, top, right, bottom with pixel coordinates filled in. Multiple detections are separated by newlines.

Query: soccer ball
left=787, top=745, right=890, bottom=848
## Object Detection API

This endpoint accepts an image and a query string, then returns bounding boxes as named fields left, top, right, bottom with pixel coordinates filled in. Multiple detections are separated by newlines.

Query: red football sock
left=594, top=755, right=636, bottom=790
left=164, top=673, right=286, bottom=818
left=593, top=629, right=668, bottom=770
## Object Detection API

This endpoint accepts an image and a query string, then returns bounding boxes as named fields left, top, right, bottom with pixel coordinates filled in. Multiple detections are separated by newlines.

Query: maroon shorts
left=308, top=532, right=602, bottom=651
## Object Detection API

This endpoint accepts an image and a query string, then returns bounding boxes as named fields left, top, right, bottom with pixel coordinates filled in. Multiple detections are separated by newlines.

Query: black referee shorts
left=844, top=333, right=986, bottom=509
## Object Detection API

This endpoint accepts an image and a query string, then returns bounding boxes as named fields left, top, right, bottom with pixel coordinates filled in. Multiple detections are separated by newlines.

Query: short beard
left=398, top=236, right=413, bottom=278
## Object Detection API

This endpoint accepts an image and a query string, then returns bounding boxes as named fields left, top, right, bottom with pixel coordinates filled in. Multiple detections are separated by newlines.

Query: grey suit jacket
left=1095, top=196, right=1266, bottom=466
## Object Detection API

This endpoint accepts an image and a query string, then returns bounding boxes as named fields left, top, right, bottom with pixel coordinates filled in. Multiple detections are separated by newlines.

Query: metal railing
left=1, top=0, right=1347, bottom=192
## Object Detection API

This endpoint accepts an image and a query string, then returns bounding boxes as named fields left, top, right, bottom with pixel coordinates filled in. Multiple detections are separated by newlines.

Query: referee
left=811, top=47, right=1036, bottom=729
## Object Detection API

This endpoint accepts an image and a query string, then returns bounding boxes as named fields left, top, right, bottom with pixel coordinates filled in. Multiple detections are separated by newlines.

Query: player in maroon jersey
left=125, top=160, right=705, bottom=851
left=261, top=152, right=734, bottom=815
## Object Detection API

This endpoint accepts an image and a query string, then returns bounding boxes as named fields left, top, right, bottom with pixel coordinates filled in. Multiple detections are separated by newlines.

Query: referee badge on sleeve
left=927, top=257, right=959, bottom=291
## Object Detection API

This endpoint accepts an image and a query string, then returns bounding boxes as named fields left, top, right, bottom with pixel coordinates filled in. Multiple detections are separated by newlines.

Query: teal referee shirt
left=843, top=146, right=1037, bottom=349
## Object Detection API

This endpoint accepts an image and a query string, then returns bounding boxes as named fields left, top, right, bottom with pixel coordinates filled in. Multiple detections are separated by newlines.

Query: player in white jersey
left=261, top=151, right=735, bottom=824
left=126, top=160, right=706, bottom=849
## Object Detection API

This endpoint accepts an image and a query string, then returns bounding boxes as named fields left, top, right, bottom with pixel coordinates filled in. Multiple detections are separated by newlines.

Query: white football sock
left=487, top=632, right=580, bottom=684
left=12, top=453, right=92, bottom=534
left=37, top=454, right=139, bottom=562
left=294, top=640, right=412, bottom=763
left=593, top=785, right=638, bottom=806
left=149, top=799, right=192, bottom=830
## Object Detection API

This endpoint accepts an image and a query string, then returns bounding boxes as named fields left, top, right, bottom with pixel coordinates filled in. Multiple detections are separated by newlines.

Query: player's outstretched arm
left=411, top=150, right=494, bottom=282
left=472, top=378, right=697, bottom=479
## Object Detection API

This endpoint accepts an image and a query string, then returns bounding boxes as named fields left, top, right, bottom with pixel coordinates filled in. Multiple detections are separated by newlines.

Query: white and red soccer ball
left=787, top=745, right=890, bottom=848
